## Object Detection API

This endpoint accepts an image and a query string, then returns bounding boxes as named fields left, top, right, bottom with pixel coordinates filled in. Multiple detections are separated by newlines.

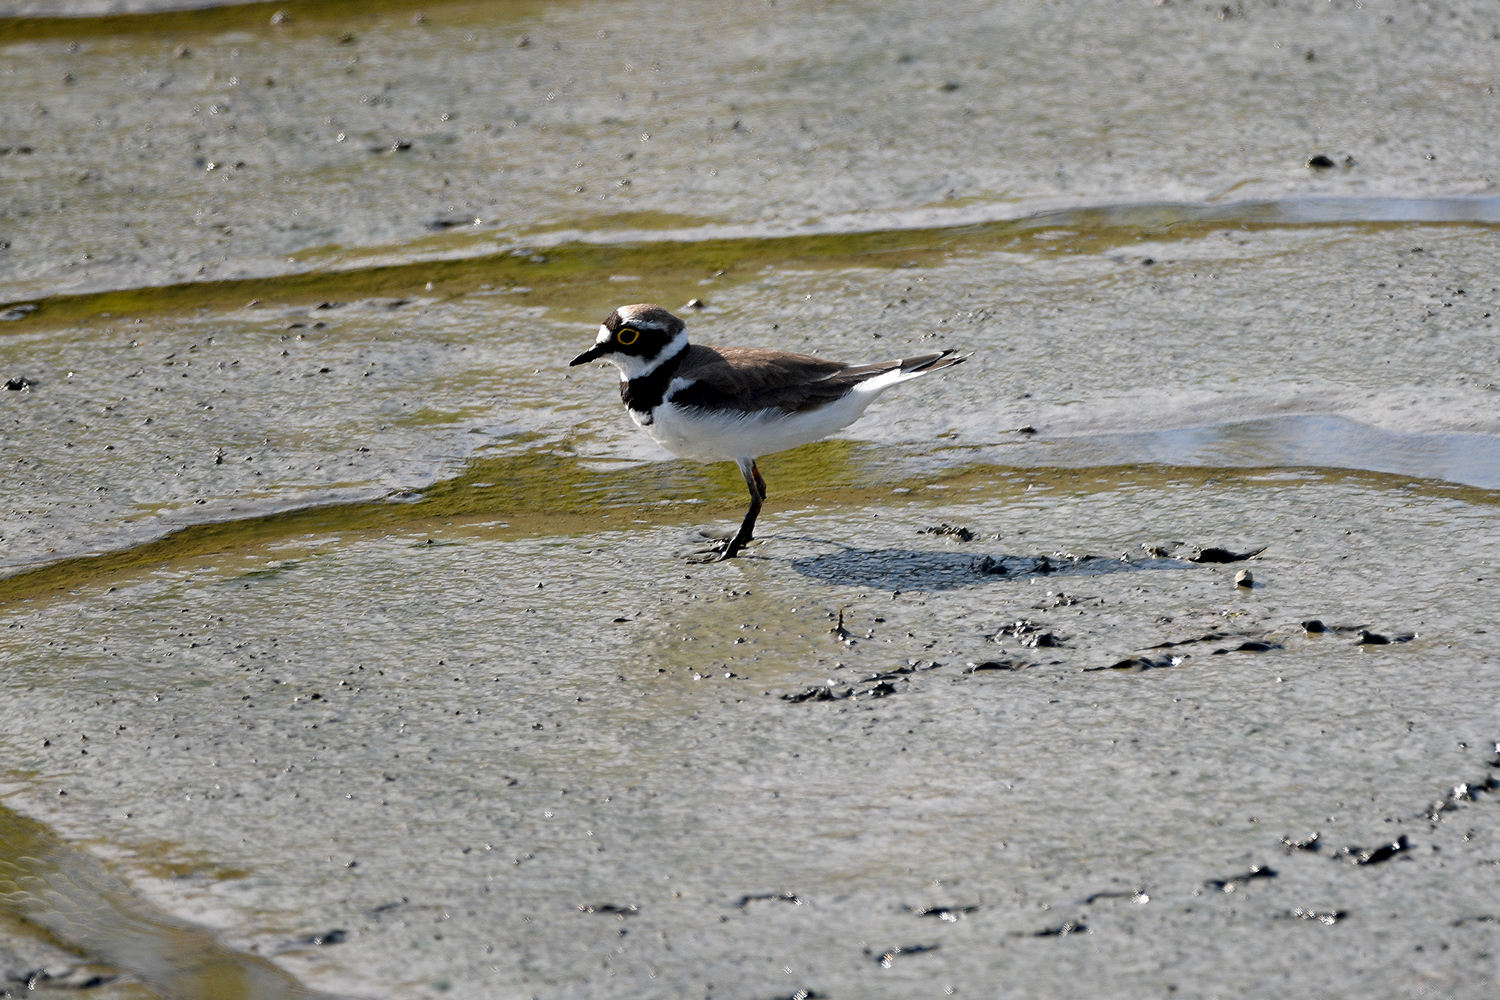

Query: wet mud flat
left=3, top=0, right=1500, bottom=996
left=3, top=467, right=1500, bottom=999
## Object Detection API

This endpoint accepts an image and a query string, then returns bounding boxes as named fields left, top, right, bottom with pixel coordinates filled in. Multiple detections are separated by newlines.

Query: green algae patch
left=388, top=406, right=490, bottom=428
left=0, top=802, right=336, bottom=1000
left=7, top=433, right=1494, bottom=606
left=7, top=203, right=1498, bottom=334
left=0, top=0, right=550, bottom=46
left=0, top=440, right=911, bottom=604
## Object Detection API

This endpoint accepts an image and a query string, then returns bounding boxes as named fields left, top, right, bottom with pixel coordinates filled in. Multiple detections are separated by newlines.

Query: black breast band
left=620, top=346, right=688, bottom=423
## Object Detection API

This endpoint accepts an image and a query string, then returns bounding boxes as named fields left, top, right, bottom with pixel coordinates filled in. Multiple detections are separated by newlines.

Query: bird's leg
left=690, top=458, right=764, bottom=562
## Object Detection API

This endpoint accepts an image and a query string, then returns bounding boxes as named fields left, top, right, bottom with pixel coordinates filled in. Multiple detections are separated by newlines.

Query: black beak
left=570, top=344, right=606, bottom=366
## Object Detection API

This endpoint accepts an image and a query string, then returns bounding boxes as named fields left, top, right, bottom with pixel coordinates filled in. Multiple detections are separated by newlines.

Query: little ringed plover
left=570, top=303, right=965, bottom=561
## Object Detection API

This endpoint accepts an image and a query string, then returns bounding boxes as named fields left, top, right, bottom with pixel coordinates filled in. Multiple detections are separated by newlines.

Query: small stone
left=270, top=8, right=291, bottom=25
left=684, top=298, right=705, bottom=309
left=1234, top=569, right=1253, bottom=588
left=174, top=45, right=191, bottom=58
left=1307, top=154, right=1336, bottom=169
left=1301, top=620, right=1326, bottom=633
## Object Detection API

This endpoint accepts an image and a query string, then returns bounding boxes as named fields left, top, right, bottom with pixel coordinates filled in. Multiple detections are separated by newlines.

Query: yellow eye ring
left=616, top=327, right=640, bottom=346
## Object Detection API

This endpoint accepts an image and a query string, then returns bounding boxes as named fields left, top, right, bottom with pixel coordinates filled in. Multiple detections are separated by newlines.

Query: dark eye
left=616, top=327, right=640, bottom=346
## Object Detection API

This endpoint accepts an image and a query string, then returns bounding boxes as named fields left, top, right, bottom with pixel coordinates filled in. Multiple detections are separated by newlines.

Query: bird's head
left=569, top=304, right=687, bottom=379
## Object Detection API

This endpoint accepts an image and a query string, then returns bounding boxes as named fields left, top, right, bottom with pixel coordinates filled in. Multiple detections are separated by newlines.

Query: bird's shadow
left=788, top=546, right=1195, bottom=592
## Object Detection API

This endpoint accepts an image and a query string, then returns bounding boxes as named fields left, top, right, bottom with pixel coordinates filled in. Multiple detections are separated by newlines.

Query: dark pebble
left=1356, top=630, right=1390, bottom=645
left=1307, top=154, right=1336, bottom=168
left=4, top=376, right=33, bottom=390
left=1302, top=620, right=1326, bottom=633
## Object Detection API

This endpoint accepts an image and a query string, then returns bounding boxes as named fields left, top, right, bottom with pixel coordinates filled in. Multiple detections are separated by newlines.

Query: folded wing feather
left=668, top=346, right=959, bottom=415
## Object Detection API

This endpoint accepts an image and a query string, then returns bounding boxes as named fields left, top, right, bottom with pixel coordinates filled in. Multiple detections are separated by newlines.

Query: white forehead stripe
left=595, top=324, right=611, bottom=345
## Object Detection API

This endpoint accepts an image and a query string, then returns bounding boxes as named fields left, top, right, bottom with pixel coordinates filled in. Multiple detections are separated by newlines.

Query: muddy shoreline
left=4, top=0, right=1500, bottom=996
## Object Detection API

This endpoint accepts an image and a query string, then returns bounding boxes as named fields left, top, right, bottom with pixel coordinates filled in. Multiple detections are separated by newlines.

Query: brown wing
left=668, top=345, right=962, bottom=415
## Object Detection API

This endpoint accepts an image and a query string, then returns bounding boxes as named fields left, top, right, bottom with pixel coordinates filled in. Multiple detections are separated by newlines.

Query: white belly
left=636, top=390, right=878, bottom=463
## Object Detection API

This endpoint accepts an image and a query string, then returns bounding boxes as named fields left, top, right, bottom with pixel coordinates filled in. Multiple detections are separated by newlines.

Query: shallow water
left=3, top=1, right=1500, bottom=998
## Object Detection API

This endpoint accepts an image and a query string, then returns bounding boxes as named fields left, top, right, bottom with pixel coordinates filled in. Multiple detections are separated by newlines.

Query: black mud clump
left=736, top=891, right=802, bottom=908
left=1087, top=654, right=1189, bottom=672
left=1186, top=545, right=1266, bottom=563
left=964, top=659, right=1029, bottom=673
left=1206, top=864, right=1277, bottom=891
left=1281, top=832, right=1321, bottom=853
left=1303, top=620, right=1380, bottom=635
left=1334, top=834, right=1411, bottom=865
left=1212, top=640, right=1282, bottom=654
left=1080, top=888, right=1149, bottom=905
left=866, top=943, right=940, bottom=967
left=1424, top=772, right=1500, bottom=821
left=1287, top=908, right=1345, bottom=925
left=919, top=523, right=974, bottom=542
left=1140, top=541, right=1182, bottom=558
left=781, top=665, right=927, bottom=704
left=905, top=904, right=980, bottom=920
left=1014, top=920, right=1087, bottom=937
left=1022, top=632, right=1065, bottom=648
left=293, top=929, right=346, bottom=946
left=577, top=903, right=639, bottom=916
left=1356, top=630, right=1416, bottom=645
left=782, top=685, right=846, bottom=703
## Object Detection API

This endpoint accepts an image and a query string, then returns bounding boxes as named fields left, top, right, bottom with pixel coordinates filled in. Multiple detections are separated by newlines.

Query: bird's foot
left=686, top=530, right=752, bottom=563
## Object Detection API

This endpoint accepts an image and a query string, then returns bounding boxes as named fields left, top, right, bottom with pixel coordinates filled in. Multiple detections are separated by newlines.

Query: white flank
left=639, top=365, right=935, bottom=463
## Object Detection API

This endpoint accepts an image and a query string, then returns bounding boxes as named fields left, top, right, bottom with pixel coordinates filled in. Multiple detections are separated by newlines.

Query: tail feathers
left=897, top=349, right=966, bottom=375
left=838, top=349, right=966, bottom=385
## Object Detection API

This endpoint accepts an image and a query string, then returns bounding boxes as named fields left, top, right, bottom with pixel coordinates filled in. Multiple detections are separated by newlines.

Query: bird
left=569, top=303, right=965, bottom=561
